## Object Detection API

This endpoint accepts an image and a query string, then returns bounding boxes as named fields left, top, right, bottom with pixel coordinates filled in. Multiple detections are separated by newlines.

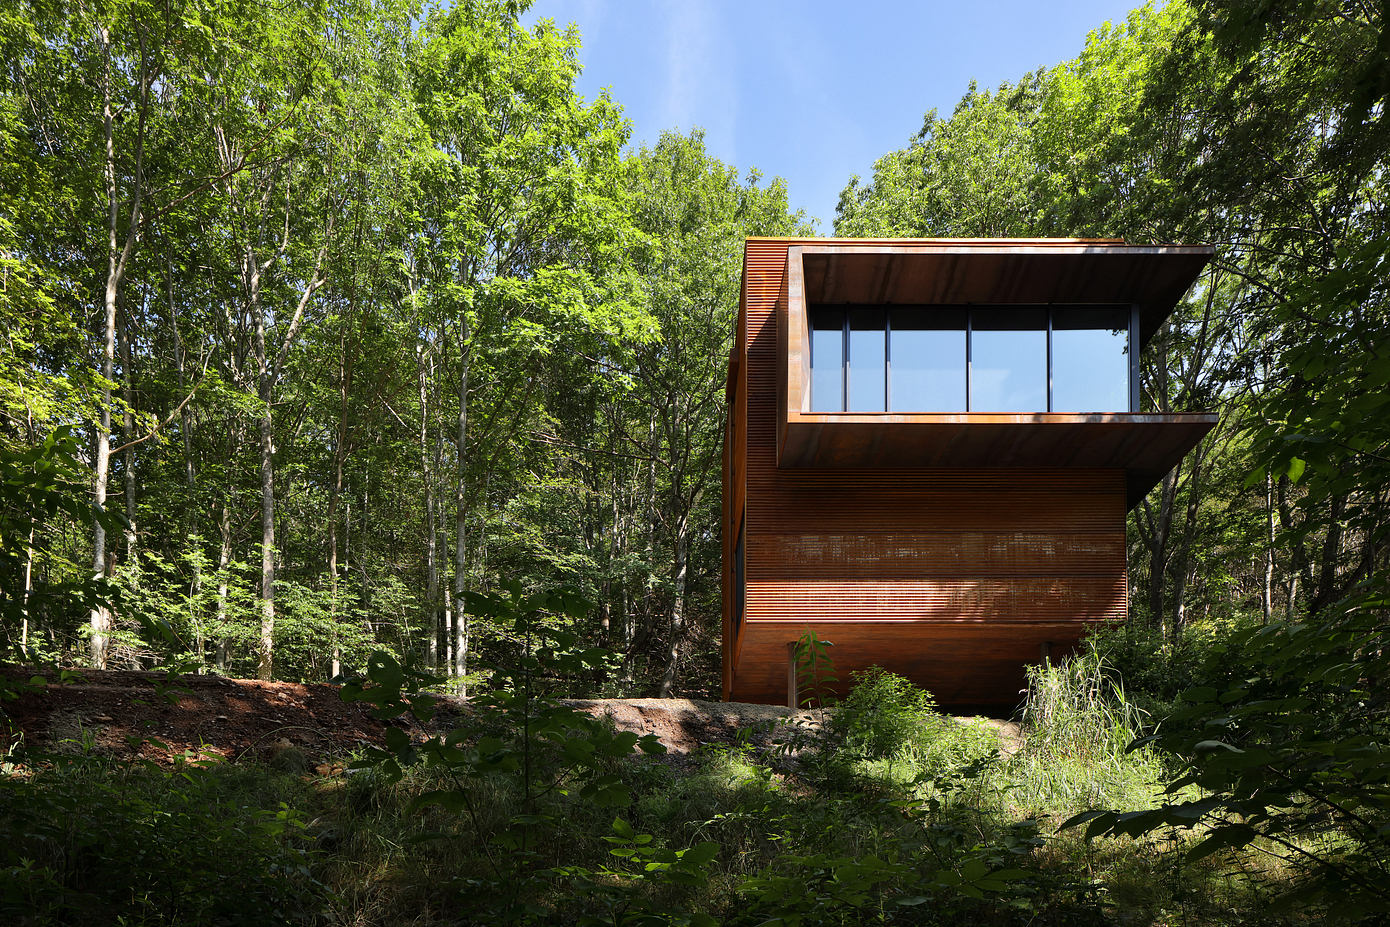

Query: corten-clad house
left=721, top=238, right=1216, bottom=708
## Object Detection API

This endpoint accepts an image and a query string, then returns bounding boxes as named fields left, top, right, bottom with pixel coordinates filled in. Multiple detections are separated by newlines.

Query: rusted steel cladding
left=749, top=531, right=1123, bottom=579
left=727, top=239, right=1130, bottom=707
left=733, top=620, right=1086, bottom=706
left=746, top=577, right=1125, bottom=622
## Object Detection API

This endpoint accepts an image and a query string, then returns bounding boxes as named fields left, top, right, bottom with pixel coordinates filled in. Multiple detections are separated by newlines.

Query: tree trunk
left=419, top=342, right=441, bottom=670
left=1309, top=491, right=1348, bottom=615
left=1169, top=449, right=1206, bottom=640
left=1143, top=469, right=1175, bottom=636
left=328, top=331, right=353, bottom=679
left=215, top=498, right=233, bottom=671
left=90, top=20, right=151, bottom=668
left=244, top=227, right=329, bottom=681
left=121, top=305, right=138, bottom=566
left=257, top=396, right=275, bottom=680
left=659, top=516, right=689, bottom=696
left=251, top=257, right=276, bottom=680
left=1276, top=475, right=1310, bottom=617
left=90, top=22, right=120, bottom=668
left=21, top=526, right=35, bottom=654
left=1262, top=471, right=1275, bottom=624
left=453, top=314, right=470, bottom=695
left=170, top=260, right=203, bottom=661
left=1138, top=330, right=1174, bottom=635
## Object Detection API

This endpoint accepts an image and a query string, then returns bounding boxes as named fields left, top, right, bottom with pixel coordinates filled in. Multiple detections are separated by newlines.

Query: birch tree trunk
left=256, top=367, right=276, bottom=679
left=215, top=498, right=233, bottom=670
left=246, top=232, right=330, bottom=680
left=121, top=306, right=137, bottom=565
left=659, top=515, right=689, bottom=696
left=327, top=331, right=353, bottom=678
left=91, top=22, right=149, bottom=668
left=419, top=341, right=441, bottom=670
left=452, top=312, right=470, bottom=695
left=171, top=263, right=203, bottom=659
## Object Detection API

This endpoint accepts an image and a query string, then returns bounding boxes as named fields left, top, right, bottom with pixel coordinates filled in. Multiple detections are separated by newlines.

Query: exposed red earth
left=0, top=667, right=831, bottom=769
left=1, top=667, right=1021, bottom=774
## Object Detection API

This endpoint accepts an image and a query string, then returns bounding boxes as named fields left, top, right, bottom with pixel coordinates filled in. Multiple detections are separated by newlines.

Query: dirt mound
left=1, top=668, right=390, bottom=766
left=561, top=698, right=817, bottom=754
left=1, top=667, right=1013, bottom=767
left=0, top=667, right=821, bottom=766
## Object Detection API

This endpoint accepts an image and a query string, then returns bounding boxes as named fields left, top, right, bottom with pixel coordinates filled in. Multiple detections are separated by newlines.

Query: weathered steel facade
left=722, top=239, right=1216, bottom=708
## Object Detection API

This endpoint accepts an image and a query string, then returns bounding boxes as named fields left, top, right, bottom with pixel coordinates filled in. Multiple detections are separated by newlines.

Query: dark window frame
left=808, top=303, right=1137, bottom=414
left=732, top=512, right=746, bottom=638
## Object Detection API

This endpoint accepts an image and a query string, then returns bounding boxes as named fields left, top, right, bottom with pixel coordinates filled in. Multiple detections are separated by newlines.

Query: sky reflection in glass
left=890, top=310, right=966, bottom=411
left=970, top=309, right=1046, bottom=412
left=1052, top=307, right=1129, bottom=413
left=807, top=305, right=1130, bottom=414
left=848, top=308, right=886, bottom=411
left=810, top=309, right=843, bottom=412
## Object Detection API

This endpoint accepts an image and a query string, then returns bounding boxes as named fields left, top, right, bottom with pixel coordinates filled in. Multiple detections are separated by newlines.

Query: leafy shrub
left=1081, top=617, right=1250, bottom=715
left=1070, top=594, right=1390, bottom=919
left=0, top=426, right=122, bottom=659
left=831, top=666, right=937, bottom=760
left=829, top=667, right=991, bottom=766
left=341, top=583, right=723, bottom=922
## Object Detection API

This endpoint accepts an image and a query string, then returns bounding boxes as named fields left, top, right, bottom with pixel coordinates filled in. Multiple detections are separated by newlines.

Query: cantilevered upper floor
left=772, top=239, right=1217, bottom=506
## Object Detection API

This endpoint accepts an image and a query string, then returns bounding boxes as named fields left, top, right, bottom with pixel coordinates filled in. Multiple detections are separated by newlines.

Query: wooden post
left=787, top=641, right=799, bottom=709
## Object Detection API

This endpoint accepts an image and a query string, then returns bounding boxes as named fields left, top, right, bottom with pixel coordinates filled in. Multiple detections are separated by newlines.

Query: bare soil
left=0, top=667, right=1019, bottom=767
left=0, top=667, right=822, bottom=766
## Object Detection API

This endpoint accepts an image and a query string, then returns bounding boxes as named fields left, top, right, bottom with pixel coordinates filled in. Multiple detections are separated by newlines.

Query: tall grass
left=1004, top=649, right=1166, bottom=815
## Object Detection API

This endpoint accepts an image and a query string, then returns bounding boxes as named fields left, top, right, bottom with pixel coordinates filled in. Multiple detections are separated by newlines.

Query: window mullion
left=965, top=307, right=973, bottom=412
left=1130, top=304, right=1140, bottom=413
left=842, top=311, right=849, bottom=412
left=885, top=310, right=892, bottom=411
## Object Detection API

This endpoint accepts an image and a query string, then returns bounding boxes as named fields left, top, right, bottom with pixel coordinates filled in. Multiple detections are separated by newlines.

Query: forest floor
left=0, top=667, right=1023, bottom=768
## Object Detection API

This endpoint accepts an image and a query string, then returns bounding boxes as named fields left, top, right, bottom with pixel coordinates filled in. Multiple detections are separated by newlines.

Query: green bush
left=830, top=666, right=938, bottom=760
left=1081, top=617, right=1250, bottom=714
left=828, top=667, right=994, bottom=775
left=1070, top=594, right=1390, bottom=919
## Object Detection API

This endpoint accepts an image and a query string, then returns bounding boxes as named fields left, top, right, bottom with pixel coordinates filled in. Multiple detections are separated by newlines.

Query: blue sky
left=524, top=0, right=1146, bottom=231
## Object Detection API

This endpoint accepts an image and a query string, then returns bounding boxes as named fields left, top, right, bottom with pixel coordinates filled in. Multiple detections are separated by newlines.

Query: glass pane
left=890, top=308, right=966, bottom=411
left=848, top=307, right=886, bottom=412
left=970, top=308, right=1046, bottom=412
left=1051, top=307, right=1130, bottom=413
left=809, top=307, right=844, bottom=412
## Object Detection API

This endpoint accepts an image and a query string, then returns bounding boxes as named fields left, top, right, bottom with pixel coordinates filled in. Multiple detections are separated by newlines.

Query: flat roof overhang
left=774, top=240, right=1218, bottom=508
left=777, top=412, right=1217, bottom=508
left=791, top=240, right=1215, bottom=347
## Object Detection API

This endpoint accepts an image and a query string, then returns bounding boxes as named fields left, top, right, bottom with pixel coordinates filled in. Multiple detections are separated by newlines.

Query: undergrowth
left=0, top=628, right=1315, bottom=926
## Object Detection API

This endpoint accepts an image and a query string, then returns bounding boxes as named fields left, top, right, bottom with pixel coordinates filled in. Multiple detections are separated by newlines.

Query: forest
left=0, top=0, right=1387, bottom=923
